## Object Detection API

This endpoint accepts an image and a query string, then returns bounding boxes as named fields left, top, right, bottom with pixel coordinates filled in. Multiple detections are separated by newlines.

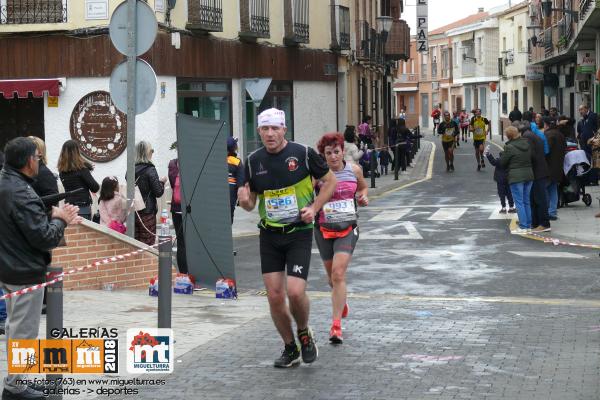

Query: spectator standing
left=357, top=116, right=374, bottom=147
left=499, top=126, right=534, bottom=234
left=558, top=115, right=577, bottom=140
left=543, top=118, right=566, bottom=220
left=343, top=126, right=363, bottom=163
left=459, top=109, right=470, bottom=142
left=523, top=111, right=549, bottom=155
left=29, top=136, right=59, bottom=208
left=509, top=106, right=522, bottom=122
left=398, top=109, right=406, bottom=120
left=396, top=119, right=411, bottom=173
left=519, top=120, right=551, bottom=232
left=577, top=104, right=598, bottom=185
left=378, top=146, right=392, bottom=175
left=485, top=146, right=515, bottom=213
left=168, top=145, right=188, bottom=274
left=227, top=137, right=245, bottom=223
left=134, top=141, right=166, bottom=246
left=0, top=137, right=81, bottom=399
left=58, top=140, right=100, bottom=220
left=98, top=176, right=127, bottom=233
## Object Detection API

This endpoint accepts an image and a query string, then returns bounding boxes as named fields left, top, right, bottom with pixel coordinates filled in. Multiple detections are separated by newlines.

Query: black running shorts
left=314, top=226, right=359, bottom=262
left=473, top=139, right=485, bottom=148
left=259, top=228, right=312, bottom=280
left=442, top=141, right=455, bottom=151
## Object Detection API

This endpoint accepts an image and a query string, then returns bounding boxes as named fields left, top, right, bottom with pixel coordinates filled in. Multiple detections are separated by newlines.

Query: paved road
left=118, top=138, right=600, bottom=400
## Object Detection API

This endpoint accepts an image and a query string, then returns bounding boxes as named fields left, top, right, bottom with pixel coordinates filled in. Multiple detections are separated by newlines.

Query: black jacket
left=522, top=130, right=550, bottom=180
left=486, top=153, right=509, bottom=184
left=0, top=150, right=4, bottom=169
left=509, top=109, right=522, bottom=122
left=32, top=163, right=59, bottom=208
left=544, top=128, right=566, bottom=184
left=135, top=162, right=165, bottom=215
left=0, top=166, right=66, bottom=285
left=59, top=166, right=100, bottom=206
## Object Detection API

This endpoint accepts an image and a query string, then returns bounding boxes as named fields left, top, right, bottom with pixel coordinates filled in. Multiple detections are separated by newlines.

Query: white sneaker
left=511, top=228, right=530, bottom=235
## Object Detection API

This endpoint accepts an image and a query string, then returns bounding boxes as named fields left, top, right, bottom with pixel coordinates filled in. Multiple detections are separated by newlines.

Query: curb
left=508, top=218, right=552, bottom=242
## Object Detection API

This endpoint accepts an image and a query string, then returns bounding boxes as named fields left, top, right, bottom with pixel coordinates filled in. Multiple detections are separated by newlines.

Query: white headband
left=257, top=108, right=286, bottom=128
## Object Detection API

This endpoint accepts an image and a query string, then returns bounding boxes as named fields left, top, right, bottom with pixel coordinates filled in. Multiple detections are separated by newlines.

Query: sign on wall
left=417, top=0, right=428, bottom=53
left=577, top=50, right=596, bottom=73
left=69, top=91, right=127, bottom=162
left=526, top=65, right=544, bottom=81
left=85, top=0, right=108, bottom=20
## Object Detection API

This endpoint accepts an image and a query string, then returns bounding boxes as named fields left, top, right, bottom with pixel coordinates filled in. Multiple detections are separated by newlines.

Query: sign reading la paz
left=417, top=0, right=428, bottom=53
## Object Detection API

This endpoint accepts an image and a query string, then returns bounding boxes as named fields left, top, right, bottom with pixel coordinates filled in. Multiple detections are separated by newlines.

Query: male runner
left=238, top=108, right=336, bottom=368
left=470, top=108, right=490, bottom=171
left=437, top=111, right=459, bottom=172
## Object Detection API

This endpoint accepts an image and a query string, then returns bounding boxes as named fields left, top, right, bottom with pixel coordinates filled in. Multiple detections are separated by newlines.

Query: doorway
left=0, top=95, right=44, bottom=149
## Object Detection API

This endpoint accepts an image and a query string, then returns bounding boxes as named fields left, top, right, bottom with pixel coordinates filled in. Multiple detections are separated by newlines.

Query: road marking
left=362, top=221, right=423, bottom=240
left=488, top=210, right=514, bottom=219
left=369, top=208, right=413, bottom=221
left=428, top=208, right=468, bottom=221
left=509, top=251, right=587, bottom=259
left=389, top=249, right=458, bottom=257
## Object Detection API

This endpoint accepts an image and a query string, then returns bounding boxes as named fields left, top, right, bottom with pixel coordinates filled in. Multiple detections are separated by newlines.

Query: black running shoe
left=298, top=327, right=318, bottom=364
left=273, top=344, right=301, bottom=368
left=450, top=163, right=455, bottom=171
left=481, top=161, right=485, bottom=168
left=477, top=164, right=481, bottom=171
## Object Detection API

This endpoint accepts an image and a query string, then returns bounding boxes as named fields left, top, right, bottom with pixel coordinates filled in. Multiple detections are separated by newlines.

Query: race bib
left=323, top=199, right=356, bottom=223
left=264, top=187, right=299, bottom=221
left=443, top=127, right=455, bottom=139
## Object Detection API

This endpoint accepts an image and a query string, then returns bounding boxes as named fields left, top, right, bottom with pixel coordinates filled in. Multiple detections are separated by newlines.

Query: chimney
left=478, top=7, right=484, bottom=12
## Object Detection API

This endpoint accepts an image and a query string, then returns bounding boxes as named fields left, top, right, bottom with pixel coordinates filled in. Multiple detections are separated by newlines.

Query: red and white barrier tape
left=0, top=237, right=174, bottom=301
left=529, top=232, right=600, bottom=250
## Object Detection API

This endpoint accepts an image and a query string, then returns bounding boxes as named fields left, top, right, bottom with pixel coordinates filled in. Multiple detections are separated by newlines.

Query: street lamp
left=376, top=15, right=393, bottom=40
left=376, top=15, right=394, bottom=182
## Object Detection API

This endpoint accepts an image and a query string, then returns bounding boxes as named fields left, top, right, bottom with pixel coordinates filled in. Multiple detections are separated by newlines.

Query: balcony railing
left=357, top=20, right=370, bottom=60
left=187, top=0, right=223, bottom=32
left=384, top=19, right=410, bottom=61
left=580, top=0, right=593, bottom=20
left=240, top=0, right=270, bottom=39
left=420, top=64, right=428, bottom=79
left=330, top=5, right=350, bottom=50
left=284, top=0, right=309, bottom=45
left=1, top=0, right=67, bottom=24
left=462, top=61, right=475, bottom=77
left=396, top=73, right=418, bottom=83
left=544, top=28, right=553, bottom=57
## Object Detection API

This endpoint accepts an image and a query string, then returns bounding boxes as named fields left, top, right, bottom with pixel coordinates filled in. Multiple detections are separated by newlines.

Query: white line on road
left=362, top=221, right=423, bottom=240
left=428, top=208, right=468, bottom=221
left=487, top=210, right=514, bottom=220
left=369, top=208, right=413, bottom=221
left=508, top=251, right=588, bottom=259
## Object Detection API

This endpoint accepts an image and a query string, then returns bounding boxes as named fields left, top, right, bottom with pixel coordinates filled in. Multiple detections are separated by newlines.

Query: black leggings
left=172, top=211, right=189, bottom=274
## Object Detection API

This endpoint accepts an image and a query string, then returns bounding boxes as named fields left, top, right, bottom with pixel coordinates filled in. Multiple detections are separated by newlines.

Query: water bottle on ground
left=160, top=209, right=169, bottom=237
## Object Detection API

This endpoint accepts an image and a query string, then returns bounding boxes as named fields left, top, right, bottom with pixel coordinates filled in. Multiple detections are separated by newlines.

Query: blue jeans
left=510, top=181, right=533, bottom=229
left=547, top=182, right=558, bottom=218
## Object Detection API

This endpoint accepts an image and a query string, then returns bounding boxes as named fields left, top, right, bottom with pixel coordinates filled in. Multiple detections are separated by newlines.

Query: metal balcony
left=240, top=0, right=270, bottom=39
left=357, top=20, right=370, bottom=60
left=187, top=0, right=223, bottom=32
left=1, top=0, right=67, bottom=24
left=284, top=0, right=309, bottom=45
left=331, top=5, right=350, bottom=51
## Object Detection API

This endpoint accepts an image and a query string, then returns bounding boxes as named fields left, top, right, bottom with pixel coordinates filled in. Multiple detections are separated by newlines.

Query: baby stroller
left=560, top=149, right=593, bottom=207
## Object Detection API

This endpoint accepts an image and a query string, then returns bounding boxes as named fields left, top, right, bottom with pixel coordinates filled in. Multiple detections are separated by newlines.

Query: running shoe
left=499, top=208, right=507, bottom=214
left=532, top=226, right=551, bottom=232
left=446, top=165, right=450, bottom=172
left=273, top=343, right=301, bottom=368
left=298, top=327, right=318, bottom=364
left=342, top=303, right=349, bottom=318
left=511, top=228, right=530, bottom=235
left=329, top=322, right=343, bottom=344
left=450, top=163, right=455, bottom=171
left=508, top=207, right=516, bottom=213
left=477, top=164, right=481, bottom=171
left=481, top=160, right=485, bottom=168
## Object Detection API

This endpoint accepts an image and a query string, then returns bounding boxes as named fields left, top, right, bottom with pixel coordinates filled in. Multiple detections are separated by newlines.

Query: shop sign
left=525, top=65, right=544, bottom=81
left=416, top=0, right=428, bottom=53
left=47, top=96, right=58, bottom=107
left=577, top=50, right=596, bottom=73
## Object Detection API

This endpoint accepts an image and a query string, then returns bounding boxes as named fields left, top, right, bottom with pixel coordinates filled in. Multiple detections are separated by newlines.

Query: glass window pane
left=205, top=82, right=229, bottom=92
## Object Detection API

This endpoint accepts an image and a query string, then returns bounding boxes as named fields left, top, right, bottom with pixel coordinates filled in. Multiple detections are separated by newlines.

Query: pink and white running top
left=318, top=162, right=358, bottom=229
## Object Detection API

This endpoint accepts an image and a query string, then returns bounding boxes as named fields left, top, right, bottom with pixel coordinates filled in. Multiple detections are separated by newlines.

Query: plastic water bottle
left=160, top=209, right=169, bottom=237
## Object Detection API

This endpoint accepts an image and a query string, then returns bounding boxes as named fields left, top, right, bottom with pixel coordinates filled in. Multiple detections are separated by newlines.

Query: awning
left=0, top=79, right=60, bottom=99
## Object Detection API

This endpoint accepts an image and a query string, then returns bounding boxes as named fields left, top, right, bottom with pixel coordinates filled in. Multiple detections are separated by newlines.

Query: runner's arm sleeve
left=307, top=147, right=330, bottom=180
left=235, top=161, right=245, bottom=189
left=243, top=161, right=256, bottom=192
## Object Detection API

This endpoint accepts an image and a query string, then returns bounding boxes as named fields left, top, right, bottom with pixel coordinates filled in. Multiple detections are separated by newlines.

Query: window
left=408, top=96, right=415, bottom=113
left=177, top=80, right=231, bottom=128
left=502, top=37, right=506, bottom=52
left=479, top=87, right=487, bottom=115
left=518, top=26, right=523, bottom=50
left=513, top=90, right=519, bottom=109
left=453, top=42, right=458, bottom=67
left=502, top=92, right=508, bottom=115
left=477, top=37, right=483, bottom=63
left=465, top=87, right=471, bottom=111
left=523, top=87, right=528, bottom=109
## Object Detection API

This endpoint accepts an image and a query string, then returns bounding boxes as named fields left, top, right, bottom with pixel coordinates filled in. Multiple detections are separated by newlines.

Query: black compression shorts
left=259, top=228, right=312, bottom=280
left=442, top=141, right=455, bottom=151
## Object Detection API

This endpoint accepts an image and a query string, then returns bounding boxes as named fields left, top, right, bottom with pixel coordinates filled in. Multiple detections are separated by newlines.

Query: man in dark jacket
left=509, top=106, right=522, bottom=122
left=0, top=149, right=4, bottom=169
left=0, top=137, right=80, bottom=400
left=518, top=121, right=551, bottom=232
left=544, top=118, right=566, bottom=220
left=577, top=104, right=598, bottom=184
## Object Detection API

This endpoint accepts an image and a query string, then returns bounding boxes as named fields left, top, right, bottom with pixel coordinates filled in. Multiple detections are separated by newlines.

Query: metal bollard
left=417, top=126, right=421, bottom=150
left=46, top=266, right=63, bottom=400
left=394, top=143, right=399, bottom=180
left=370, top=148, right=376, bottom=189
left=158, top=236, right=172, bottom=329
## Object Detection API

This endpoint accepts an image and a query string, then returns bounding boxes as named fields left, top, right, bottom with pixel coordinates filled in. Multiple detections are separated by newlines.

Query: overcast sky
left=403, top=0, right=510, bottom=34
